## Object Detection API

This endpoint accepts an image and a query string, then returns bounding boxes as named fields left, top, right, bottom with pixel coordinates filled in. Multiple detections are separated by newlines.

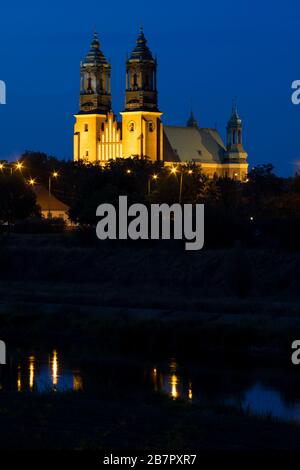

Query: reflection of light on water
left=52, top=350, right=58, bottom=388
left=170, top=359, right=177, bottom=373
left=29, top=356, right=35, bottom=391
left=17, top=365, right=21, bottom=392
left=170, top=374, right=179, bottom=399
left=73, top=372, right=83, bottom=391
left=150, top=359, right=193, bottom=402
left=169, top=359, right=179, bottom=399
left=188, top=382, right=193, bottom=401
left=152, top=367, right=158, bottom=392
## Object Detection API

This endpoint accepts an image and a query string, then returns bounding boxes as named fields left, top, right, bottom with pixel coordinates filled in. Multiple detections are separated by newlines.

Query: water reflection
left=147, top=360, right=300, bottom=423
left=29, top=356, right=35, bottom=391
left=73, top=372, right=83, bottom=391
left=2, top=351, right=300, bottom=424
left=151, top=360, right=192, bottom=401
left=9, top=350, right=83, bottom=393
left=51, top=350, right=58, bottom=389
left=17, top=365, right=21, bottom=392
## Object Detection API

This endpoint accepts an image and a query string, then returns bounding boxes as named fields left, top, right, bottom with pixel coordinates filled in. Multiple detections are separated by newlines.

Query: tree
left=0, top=173, right=39, bottom=223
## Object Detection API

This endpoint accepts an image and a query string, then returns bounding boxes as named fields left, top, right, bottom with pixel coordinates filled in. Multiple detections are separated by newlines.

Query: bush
left=14, top=217, right=65, bottom=234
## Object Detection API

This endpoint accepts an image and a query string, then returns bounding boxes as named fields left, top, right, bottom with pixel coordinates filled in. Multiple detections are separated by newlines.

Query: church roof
left=83, top=32, right=108, bottom=65
left=129, top=27, right=154, bottom=61
left=163, top=126, right=226, bottom=164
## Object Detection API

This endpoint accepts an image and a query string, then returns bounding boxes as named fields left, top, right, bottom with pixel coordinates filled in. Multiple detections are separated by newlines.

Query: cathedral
left=74, top=29, right=248, bottom=181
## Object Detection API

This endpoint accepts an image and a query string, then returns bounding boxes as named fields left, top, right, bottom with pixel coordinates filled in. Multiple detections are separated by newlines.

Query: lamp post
left=48, top=171, right=59, bottom=218
left=170, top=167, right=193, bottom=204
left=28, top=178, right=36, bottom=187
left=148, top=174, right=158, bottom=196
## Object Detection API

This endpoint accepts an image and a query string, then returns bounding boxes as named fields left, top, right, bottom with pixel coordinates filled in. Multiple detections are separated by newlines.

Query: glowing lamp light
left=170, top=167, right=177, bottom=175
left=126, top=169, right=132, bottom=174
left=16, top=162, right=23, bottom=170
left=28, top=178, right=36, bottom=186
left=152, top=174, right=158, bottom=180
left=0, top=163, right=4, bottom=170
left=188, top=170, right=193, bottom=175
left=52, top=171, right=59, bottom=178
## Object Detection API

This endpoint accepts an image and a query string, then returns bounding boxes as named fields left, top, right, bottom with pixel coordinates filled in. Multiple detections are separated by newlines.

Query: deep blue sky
left=0, top=0, right=299, bottom=176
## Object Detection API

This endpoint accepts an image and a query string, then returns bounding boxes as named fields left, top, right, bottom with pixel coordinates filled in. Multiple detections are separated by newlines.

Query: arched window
left=133, top=73, right=138, bottom=88
left=238, top=130, right=242, bottom=144
left=128, top=121, right=135, bottom=132
left=145, top=74, right=149, bottom=90
left=232, top=129, right=236, bottom=145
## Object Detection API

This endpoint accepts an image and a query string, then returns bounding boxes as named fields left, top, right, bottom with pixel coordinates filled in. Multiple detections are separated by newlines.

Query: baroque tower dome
left=124, top=27, right=158, bottom=112
left=79, top=32, right=111, bottom=114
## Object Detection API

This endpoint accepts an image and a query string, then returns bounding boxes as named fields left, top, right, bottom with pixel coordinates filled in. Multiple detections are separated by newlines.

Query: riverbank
left=0, top=279, right=299, bottom=361
left=2, top=390, right=300, bottom=450
left=1, top=233, right=300, bottom=450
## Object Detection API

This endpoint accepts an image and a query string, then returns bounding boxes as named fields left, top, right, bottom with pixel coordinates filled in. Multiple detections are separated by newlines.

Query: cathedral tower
left=74, top=33, right=122, bottom=163
left=79, top=32, right=111, bottom=114
left=121, top=27, right=163, bottom=162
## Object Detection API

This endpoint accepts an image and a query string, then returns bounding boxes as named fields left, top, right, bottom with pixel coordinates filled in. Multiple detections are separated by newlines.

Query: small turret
left=186, top=111, right=198, bottom=128
left=224, top=102, right=247, bottom=163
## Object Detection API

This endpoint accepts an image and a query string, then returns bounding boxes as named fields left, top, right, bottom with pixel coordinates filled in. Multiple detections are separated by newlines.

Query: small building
left=34, top=185, right=70, bottom=223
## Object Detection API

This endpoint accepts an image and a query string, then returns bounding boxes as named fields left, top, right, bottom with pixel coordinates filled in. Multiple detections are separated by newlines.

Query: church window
left=128, top=121, right=135, bottom=132
left=238, top=130, right=242, bottom=144
left=145, top=74, right=149, bottom=90
left=84, top=124, right=88, bottom=132
left=86, top=150, right=89, bottom=157
left=148, top=121, right=154, bottom=132
left=133, top=73, right=138, bottom=88
left=232, top=129, right=236, bottom=144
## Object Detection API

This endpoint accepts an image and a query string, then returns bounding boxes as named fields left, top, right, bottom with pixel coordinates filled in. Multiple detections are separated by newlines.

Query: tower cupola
left=224, top=102, right=248, bottom=164
left=79, top=32, right=111, bottom=114
left=125, top=27, right=158, bottom=112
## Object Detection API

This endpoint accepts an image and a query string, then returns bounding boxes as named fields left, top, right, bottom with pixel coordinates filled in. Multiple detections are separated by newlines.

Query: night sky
left=0, top=0, right=299, bottom=176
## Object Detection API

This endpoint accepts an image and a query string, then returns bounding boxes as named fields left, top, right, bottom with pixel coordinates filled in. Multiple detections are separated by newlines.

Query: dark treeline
left=1, top=151, right=300, bottom=249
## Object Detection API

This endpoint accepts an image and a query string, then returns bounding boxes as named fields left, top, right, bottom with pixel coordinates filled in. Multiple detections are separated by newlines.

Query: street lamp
left=170, top=167, right=193, bottom=204
left=15, top=162, right=23, bottom=171
left=28, top=178, right=36, bottom=186
left=148, top=174, right=158, bottom=196
left=48, top=171, right=59, bottom=217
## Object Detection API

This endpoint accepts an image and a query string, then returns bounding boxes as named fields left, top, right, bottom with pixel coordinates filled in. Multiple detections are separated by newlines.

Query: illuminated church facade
left=74, top=29, right=248, bottom=181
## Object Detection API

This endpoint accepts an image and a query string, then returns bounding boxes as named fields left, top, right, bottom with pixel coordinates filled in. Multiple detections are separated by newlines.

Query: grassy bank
left=0, top=234, right=299, bottom=359
left=1, top=389, right=300, bottom=450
